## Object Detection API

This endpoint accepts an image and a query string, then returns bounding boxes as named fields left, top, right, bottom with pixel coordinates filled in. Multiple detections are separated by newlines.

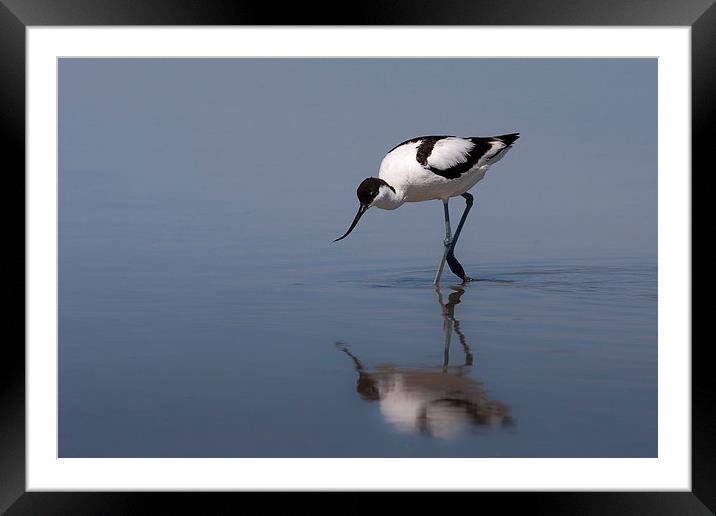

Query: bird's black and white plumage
left=335, top=132, right=520, bottom=284
left=389, top=133, right=519, bottom=177
left=375, top=133, right=520, bottom=207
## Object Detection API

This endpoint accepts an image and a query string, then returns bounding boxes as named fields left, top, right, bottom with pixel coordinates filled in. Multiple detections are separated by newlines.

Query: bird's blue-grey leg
left=445, top=193, right=474, bottom=282
left=433, top=200, right=452, bottom=285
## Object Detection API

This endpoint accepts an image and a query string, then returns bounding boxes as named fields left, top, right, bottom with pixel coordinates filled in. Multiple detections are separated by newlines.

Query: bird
left=334, top=133, right=520, bottom=284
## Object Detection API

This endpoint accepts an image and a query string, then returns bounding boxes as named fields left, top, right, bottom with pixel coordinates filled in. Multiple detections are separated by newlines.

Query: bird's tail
left=495, top=133, right=520, bottom=146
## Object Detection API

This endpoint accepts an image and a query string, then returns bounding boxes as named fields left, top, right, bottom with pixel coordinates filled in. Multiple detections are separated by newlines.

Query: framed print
left=4, top=0, right=708, bottom=513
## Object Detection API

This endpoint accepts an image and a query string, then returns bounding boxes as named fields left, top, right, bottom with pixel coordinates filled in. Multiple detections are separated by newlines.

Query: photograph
left=57, top=57, right=657, bottom=458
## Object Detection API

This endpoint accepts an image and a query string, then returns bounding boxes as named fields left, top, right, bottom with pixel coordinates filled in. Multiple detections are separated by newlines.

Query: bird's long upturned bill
left=334, top=204, right=368, bottom=242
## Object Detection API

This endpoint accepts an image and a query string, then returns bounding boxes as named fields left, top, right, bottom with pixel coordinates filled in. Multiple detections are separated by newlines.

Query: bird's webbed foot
left=446, top=252, right=470, bottom=283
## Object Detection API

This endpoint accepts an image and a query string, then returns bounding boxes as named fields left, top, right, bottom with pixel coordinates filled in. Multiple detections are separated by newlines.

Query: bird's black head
left=334, top=177, right=392, bottom=242
left=356, top=177, right=389, bottom=206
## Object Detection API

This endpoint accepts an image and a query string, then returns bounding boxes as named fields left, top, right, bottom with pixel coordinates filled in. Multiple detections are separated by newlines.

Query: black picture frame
left=4, top=1, right=707, bottom=513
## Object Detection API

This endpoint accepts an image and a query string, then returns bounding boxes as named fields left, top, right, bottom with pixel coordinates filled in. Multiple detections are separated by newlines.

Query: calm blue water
left=59, top=254, right=657, bottom=457
left=58, top=58, right=657, bottom=458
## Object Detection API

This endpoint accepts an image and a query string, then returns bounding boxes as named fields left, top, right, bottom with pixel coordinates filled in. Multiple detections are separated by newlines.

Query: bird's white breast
left=378, top=142, right=448, bottom=200
left=378, top=140, right=489, bottom=203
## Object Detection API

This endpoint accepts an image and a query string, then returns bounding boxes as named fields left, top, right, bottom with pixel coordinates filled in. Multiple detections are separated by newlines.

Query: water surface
left=59, top=257, right=657, bottom=457
left=58, top=57, right=657, bottom=457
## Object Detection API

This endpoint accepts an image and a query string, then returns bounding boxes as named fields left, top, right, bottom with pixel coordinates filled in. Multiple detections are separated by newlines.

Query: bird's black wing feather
left=386, top=134, right=520, bottom=180
left=430, top=138, right=488, bottom=179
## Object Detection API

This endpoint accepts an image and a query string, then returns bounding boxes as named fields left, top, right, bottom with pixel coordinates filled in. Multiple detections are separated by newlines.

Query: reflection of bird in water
left=437, top=285, right=473, bottom=371
left=337, top=286, right=512, bottom=440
